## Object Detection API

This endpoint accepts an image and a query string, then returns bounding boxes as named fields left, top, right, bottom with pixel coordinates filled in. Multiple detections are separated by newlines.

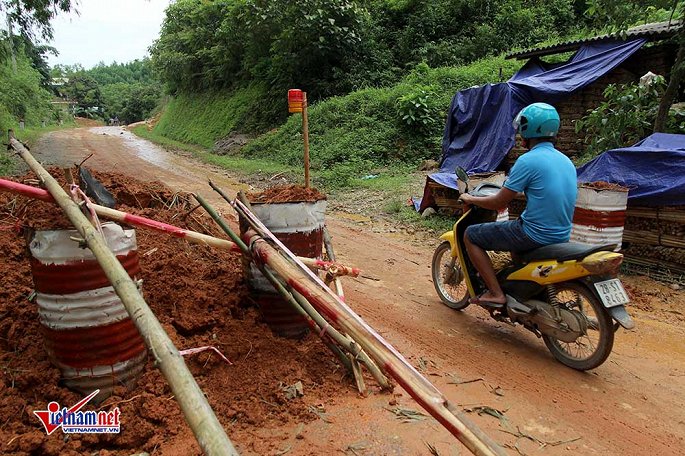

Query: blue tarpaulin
left=415, top=39, right=647, bottom=212
left=577, top=133, right=685, bottom=206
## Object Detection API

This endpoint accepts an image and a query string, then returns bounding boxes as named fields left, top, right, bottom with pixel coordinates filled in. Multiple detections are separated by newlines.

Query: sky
left=47, top=0, right=172, bottom=69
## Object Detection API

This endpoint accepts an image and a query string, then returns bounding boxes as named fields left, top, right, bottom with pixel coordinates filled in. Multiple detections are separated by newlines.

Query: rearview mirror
left=455, top=167, right=469, bottom=193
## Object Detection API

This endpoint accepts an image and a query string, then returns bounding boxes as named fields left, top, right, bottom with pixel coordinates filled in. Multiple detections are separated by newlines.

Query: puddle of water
left=89, top=127, right=173, bottom=169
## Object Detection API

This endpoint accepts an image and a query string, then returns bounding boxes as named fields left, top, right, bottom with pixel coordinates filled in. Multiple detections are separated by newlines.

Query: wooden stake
left=9, top=132, right=239, bottom=456
left=302, top=92, right=310, bottom=189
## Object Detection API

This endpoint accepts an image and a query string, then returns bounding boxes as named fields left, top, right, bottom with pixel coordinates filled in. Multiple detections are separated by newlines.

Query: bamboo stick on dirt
left=322, top=225, right=369, bottom=392
left=8, top=132, right=239, bottom=456
left=194, top=194, right=392, bottom=388
left=236, top=200, right=505, bottom=456
left=0, top=178, right=360, bottom=276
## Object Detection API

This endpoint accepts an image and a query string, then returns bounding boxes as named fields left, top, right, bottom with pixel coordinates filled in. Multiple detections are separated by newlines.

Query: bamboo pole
left=193, top=194, right=392, bottom=388
left=8, top=132, right=239, bottom=456
left=302, top=92, right=310, bottom=189
left=322, top=226, right=367, bottom=392
left=0, top=178, right=360, bottom=277
left=236, top=200, right=504, bottom=456
left=323, top=227, right=346, bottom=302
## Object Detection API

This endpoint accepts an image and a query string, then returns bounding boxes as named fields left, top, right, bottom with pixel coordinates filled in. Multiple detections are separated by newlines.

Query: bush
left=575, top=76, right=685, bottom=163
left=395, top=86, right=441, bottom=134
left=0, top=45, right=53, bottom=132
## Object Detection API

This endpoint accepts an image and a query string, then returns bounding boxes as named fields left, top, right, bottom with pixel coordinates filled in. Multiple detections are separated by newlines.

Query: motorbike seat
left=518, top=242, right=617, bottom=263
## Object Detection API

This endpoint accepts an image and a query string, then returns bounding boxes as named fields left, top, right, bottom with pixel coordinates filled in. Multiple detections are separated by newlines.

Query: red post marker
left=288, top=89, right=304, bottom=113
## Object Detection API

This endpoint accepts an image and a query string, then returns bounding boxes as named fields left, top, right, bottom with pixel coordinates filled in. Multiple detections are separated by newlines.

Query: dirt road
left=30, top=127, right=685, bottom=455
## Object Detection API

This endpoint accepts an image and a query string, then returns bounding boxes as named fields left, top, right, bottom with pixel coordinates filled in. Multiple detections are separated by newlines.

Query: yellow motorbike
left=431, top=169, right=634, bottom=370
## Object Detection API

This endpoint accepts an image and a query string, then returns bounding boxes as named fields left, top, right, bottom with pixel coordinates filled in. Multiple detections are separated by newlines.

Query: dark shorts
left=465, top=219, right=543, bottom=253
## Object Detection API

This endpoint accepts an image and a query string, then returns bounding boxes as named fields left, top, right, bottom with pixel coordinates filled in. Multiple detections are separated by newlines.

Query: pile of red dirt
left=74, top=117, right=103, bottom=127
left=0, top=171, right=349, bottom=455
left=247, top=185, right=326, bottom=204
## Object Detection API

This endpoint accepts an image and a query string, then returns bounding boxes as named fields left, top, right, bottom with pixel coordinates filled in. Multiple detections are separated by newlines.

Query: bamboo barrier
left=0, top=178, right=360, bottom=277
left=194, top=194, right=391, bottom=390
left=234, top=200, right=505, bottom=456
left=8, top=132, right=239, bottom=456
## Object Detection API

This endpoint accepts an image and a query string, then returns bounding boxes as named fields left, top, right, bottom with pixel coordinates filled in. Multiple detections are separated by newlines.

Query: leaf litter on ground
left=387, top=406, right=427, bottom=422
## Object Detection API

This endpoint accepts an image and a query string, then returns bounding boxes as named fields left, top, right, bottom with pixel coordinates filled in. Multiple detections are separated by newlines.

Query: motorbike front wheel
left=542, top=281, right=614, bottom=371
left=431, top=241, right=470, bottom=310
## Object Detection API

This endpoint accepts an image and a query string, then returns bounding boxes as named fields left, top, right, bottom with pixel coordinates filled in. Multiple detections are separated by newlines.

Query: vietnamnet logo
left=33, top=389, right=120, bottom=435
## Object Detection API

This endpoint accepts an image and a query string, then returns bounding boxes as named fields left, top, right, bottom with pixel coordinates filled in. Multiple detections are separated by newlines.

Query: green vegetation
left=152, top=84, right=273, bottom=147
left=0, top=1, right=78, bottom=175
left=149, top=0, right=585, bottom=131
left=0, top=40, right=53, bottom=133
left=575, top=77, right=685, bottom=163
left=239, top=57, right=521, bottom=188
left=53, top=59, right=162, bottom=124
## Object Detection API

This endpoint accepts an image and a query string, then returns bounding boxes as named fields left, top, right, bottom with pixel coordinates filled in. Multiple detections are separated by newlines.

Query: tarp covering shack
left=414, top=38, right=647, bottom=212
left=577, top=133, right=685, bottom=207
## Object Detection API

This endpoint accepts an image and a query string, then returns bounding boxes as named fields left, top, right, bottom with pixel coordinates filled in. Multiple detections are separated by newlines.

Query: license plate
left=594, top=279, right=630, bottom=308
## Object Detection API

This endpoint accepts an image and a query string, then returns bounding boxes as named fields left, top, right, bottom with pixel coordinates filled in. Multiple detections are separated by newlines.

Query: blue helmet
left=513, top=103, right=560, bottom=139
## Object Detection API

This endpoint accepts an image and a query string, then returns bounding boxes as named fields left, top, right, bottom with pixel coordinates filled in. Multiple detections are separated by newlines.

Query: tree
left=63, top=74, right=102, bottom=116
left=585, top=0, right=684, bottom=132
left=1, top=0, right=74, bottom=40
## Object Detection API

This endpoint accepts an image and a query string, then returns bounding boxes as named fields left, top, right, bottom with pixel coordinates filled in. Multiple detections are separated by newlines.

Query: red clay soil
left=0, top=171, right=350, bottom=455
left=579, top=181, right=629, bottom=192
left=247, top=185, right=326, bottom=204
left=74, top=117, right=104, bottom=128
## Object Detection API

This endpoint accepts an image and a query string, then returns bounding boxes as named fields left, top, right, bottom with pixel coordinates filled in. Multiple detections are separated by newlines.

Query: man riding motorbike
left=459, top=102, right=577, bottom=306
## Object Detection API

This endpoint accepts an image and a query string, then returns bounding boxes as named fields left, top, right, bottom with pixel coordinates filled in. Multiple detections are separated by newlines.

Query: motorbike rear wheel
left=542, top=281, right=614, bottom=371
left=431, top=241, right=469, bottom=310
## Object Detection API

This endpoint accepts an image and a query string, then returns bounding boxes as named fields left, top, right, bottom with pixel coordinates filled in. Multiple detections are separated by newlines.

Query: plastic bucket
left=570, top=183, right=629, bottom=251
left=29, top=223, right=147, bottom=400
left=243, top=200, right=326, bottom=338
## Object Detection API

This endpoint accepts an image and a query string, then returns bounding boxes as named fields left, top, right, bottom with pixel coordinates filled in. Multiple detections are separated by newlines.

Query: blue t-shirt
left=503, top=142, right=577, bottom=245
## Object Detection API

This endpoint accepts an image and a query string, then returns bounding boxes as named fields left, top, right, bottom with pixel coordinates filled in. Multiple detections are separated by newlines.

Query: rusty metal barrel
left=571, top=183, right=629, bottom=251
left=29, top=222, right=147, bottom=400
left=244, top=200, right=326, bottom=338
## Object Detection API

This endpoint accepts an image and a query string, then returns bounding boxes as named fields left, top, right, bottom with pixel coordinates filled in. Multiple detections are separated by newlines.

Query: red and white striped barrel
left=570, top=183, right=629, bottom=251
left=245, top=200, right=326, bottom=339
left=29, top=223, right=147, bottom=400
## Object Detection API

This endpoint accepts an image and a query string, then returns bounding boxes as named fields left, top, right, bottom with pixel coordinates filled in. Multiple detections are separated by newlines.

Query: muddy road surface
left=22, top=127, right=685, bottom=455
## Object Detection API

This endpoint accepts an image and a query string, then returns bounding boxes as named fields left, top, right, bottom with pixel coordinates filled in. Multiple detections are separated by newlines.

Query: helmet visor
left=512, top=111, right=523, bottom=131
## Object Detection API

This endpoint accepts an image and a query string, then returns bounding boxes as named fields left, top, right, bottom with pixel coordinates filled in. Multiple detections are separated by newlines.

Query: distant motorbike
left=431, top=168, right=635, bottom=370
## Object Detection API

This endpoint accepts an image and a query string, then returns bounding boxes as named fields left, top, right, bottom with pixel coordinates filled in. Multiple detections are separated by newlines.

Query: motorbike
left=431, top=168, right=635, bottom=370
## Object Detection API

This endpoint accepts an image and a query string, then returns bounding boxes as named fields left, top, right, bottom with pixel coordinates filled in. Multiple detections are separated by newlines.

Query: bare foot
left=470, top=290, right=507, bottom=305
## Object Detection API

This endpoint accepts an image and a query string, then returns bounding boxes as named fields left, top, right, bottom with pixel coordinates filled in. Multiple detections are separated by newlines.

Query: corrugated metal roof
left=506, top=20, right=681, bottom=60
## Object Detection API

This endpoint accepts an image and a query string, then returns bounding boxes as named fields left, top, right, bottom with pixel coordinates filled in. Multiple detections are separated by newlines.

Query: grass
left=152, top=83, right=279, bottom=148
left=239, top=55, right=521, bottom=186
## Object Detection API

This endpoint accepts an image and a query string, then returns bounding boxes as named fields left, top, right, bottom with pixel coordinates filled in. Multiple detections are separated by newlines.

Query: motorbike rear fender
left=579, top=276, right=636, bottom=330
